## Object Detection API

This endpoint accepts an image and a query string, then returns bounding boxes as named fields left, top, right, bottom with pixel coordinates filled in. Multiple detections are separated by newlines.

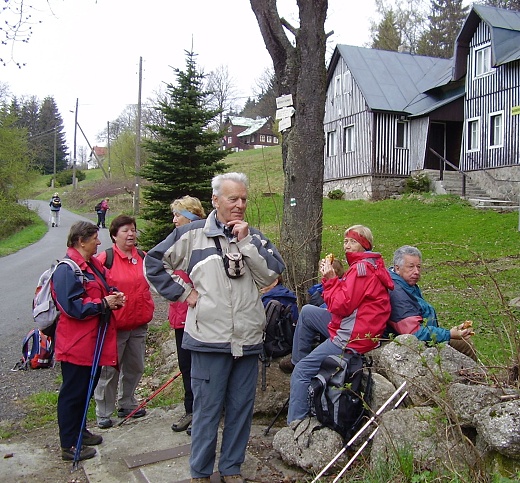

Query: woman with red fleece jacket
left=287, top=224, right=394, bottom=423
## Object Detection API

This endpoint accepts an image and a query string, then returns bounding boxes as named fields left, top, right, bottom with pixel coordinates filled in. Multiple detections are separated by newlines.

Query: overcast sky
left=2, top=0, right=377, bottom=154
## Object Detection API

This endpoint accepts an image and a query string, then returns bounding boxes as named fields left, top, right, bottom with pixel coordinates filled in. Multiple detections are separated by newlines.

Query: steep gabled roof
left=454, top=4, right=520, bottom=80
left=329, top=45, right=461, bottom=116
left=237, top=117, right=270, bottom=137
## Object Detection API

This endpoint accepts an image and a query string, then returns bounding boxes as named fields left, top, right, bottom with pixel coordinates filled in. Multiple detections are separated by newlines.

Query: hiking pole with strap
left=264, top=396, right=290, bottom=435
left=311, top=381, right=407, bottom=483
left=117, top=371, right=182, bottom=427
left=332, top=390, right=409, bottom=483
left=72, top=315, right=110, bottom=471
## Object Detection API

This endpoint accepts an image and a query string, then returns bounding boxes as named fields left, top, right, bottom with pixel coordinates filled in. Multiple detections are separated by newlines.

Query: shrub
left=47, top=169, right=86, bottom=187
left=404, top=173, right=431, bottom=193
left=328, top=189, right=344, bottom=200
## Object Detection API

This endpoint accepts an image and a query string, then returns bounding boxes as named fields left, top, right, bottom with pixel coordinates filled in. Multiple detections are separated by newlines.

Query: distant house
left=222, top=116, right=279, bottom=151
left=323, top=4, right=520, bottom=201
left=87, top=146, right=107, bottom=170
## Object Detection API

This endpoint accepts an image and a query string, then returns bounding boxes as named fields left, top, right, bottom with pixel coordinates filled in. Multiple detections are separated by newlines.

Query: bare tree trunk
left=250, top=0, right=327, bottom=306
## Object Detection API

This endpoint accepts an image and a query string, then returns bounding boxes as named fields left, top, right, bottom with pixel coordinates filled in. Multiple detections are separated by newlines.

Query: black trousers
left=175, top=328, right=193, bottom=414
left=58, top=361, right=100, bottom=448
left=97, top=211, right=106, bottom=227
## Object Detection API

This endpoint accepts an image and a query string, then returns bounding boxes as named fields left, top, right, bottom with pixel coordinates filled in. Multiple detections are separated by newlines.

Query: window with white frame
left=343, top=71, right=352, bottom=94
left=467, top=117, right=480, bottom=151
left=343, top=125, right=354, bottom=152
left=334, top=75, right=341, bottom=97
left=475, top=45, right=492, bottom=77
left=227, top=137, right=232, bottom=144
left=227, top=125, right=232, bottom=132
left=273, top=137, right=279, bottom=144
left=266, top=135, right=272, bottom=143
left=396, top=120, right=409, bottom=148
left=489, top=111, right=503, bottom=148
left=327, top=130, right=337, bottom=157
left=260, top=134, right=266, bottom=142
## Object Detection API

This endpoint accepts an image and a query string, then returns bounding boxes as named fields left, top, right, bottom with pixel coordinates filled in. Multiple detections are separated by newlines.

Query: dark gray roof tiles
left=333, top=45, right=456, bottom=115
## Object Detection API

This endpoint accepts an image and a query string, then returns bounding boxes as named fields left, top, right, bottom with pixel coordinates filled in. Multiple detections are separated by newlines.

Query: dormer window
left=474, top=45, right=492, bottom=77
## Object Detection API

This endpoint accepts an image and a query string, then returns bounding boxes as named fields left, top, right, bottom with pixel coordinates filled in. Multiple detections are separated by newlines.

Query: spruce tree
left=140, top=50, right=229, bottom=248
left=372, top=9, right=402, bottom=51
left=417, top=0, right=468, bottom=58
left=35, top=96, right=68, bottom=174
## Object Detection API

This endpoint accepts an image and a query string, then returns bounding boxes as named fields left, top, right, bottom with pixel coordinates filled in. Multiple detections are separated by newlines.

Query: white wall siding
left=462, top=21, right=520, bottom=170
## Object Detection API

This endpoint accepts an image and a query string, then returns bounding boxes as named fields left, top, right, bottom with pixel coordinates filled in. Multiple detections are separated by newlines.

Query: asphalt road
left=0, top=200, right=113, bottom=420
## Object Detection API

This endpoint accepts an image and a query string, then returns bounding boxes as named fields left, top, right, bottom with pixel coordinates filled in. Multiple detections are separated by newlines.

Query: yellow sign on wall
left=512, top=106, right=520, bottom=116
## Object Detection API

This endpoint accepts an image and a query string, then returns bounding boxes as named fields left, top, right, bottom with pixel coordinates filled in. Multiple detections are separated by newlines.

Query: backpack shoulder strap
left=58, top=258, right=86, bottom=282
left=103, top=247, right=114, bottom=269
left=136, top=248, right=145, bottom=260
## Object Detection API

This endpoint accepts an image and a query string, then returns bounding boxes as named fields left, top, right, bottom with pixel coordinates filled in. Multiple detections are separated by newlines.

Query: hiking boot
left=118, top=407, right=146, bottom=418
left=97, top=417, right=113, bottom=429
left=172, top=412, right=192, bottom=432
left=186, top=423, right=192, bottom=436
left=279, top=357, right=295, bottom=374
left=51, top=222, right=55, bottom=227
left=61, top=445, right=96, bottom=461
left=220, top=475, right=245, bottom=483
left=82, top=429, right=102, bottom=445
left=190, top=478, right=210, bottom=483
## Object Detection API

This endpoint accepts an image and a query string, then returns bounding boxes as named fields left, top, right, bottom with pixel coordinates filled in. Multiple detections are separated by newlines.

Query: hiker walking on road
left=51, top=221, right=125, bottom=461
left=94, top=215, right=155, bottom=429
left=49, top=192, right=61, bottom=227
left=145, top=172, right=285, bottom=483
left=96, top=198, right=110, bottom=228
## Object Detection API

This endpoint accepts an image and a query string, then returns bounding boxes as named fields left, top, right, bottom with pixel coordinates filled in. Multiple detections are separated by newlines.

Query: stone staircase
left=422, top=169, right=519, bottom=210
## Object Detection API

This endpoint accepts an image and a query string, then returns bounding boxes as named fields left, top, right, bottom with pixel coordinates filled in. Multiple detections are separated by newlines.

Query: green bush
left=47, top=169, right=86, bottom=187
left=0, top=201, right=37, bottom=240
left=404, top=173, right=431, bottom=193
left=328, top=189, right=344, bottom=200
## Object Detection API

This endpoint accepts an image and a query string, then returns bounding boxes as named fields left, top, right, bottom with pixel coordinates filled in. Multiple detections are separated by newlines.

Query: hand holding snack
left=450, top=320, right=475, bottom=339
left=320, top=253, right=336, bottom=279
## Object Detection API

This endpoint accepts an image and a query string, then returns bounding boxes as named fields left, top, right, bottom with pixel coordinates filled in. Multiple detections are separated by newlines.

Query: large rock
left=370, top=407, right=477, bottom=470
left=475, top=400, right=520, bottom=459
left=376, top=335, right=484, bottom=406
left=273, top=417, right=345, bottom=474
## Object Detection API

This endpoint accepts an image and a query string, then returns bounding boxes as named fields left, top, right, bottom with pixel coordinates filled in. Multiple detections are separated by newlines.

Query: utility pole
left=53, top=126, right=57, bottom=188
left=107, top=121, right=111, bottom=178
left=72, top=98, right=78, bottom=189
left=134, top=56, right=143, bottom=215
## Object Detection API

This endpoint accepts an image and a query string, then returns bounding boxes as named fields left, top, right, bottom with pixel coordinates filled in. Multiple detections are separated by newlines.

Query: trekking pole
left=311, top=381, right=407, bottom=483
left=117, top=371, right=182, bottom=426
left=264, top=396, right=290, bottom=435
left=72, top=318, right=109, bottom=471
left=332, top=390, right=408, bottom=482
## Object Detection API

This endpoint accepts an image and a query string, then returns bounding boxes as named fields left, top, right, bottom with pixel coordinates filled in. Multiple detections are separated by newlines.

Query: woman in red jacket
left=94, top=215, right=155, bottom=429
left=168, top=196, right=206, bottom=434
left=51, top=221, right=125, bottom=461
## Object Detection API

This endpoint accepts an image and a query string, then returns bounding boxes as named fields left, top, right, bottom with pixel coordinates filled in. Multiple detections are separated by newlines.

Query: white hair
left=211, top=172, right=248, bottom=196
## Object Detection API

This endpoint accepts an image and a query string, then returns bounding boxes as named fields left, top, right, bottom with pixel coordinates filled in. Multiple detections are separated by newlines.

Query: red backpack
left=19, top=328, right=54, bottom=369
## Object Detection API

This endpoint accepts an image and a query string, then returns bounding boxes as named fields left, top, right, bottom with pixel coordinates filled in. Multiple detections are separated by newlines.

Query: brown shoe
left=279, top=356, right=295, bottom=374
left=220, top=475, right=245, bottom=483
left=190, top=478, right=210, bottom=483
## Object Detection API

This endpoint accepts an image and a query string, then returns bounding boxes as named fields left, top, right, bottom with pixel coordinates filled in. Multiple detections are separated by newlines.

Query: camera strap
left=213, top=236, right=245, bottom=279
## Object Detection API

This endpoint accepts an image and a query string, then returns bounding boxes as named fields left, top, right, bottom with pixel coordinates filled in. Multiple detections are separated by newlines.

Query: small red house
left=222, top=116, right=279, bottom=151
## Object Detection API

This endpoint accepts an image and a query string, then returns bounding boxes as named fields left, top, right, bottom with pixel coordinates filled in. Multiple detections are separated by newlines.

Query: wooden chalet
left=454, top=4, right=520, bottom=201
left=222, top=116, right=279, bottom=151
left=324, top=4, right=520, bottom=201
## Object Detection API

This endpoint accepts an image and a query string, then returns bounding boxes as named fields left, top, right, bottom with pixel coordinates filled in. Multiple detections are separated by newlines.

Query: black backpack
left=102, top=247, right=145, bottom=269
left=94, top=201, right=102, bottom=212
left=260, top=299, right=295, bottom=390
left=309, top=350, right=372, bottom=441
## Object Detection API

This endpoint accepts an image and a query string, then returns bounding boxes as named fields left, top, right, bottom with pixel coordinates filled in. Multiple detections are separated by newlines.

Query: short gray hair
left=393, top=245, right=422, bottom=267
left=212, top=172, right=248, bottom=196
